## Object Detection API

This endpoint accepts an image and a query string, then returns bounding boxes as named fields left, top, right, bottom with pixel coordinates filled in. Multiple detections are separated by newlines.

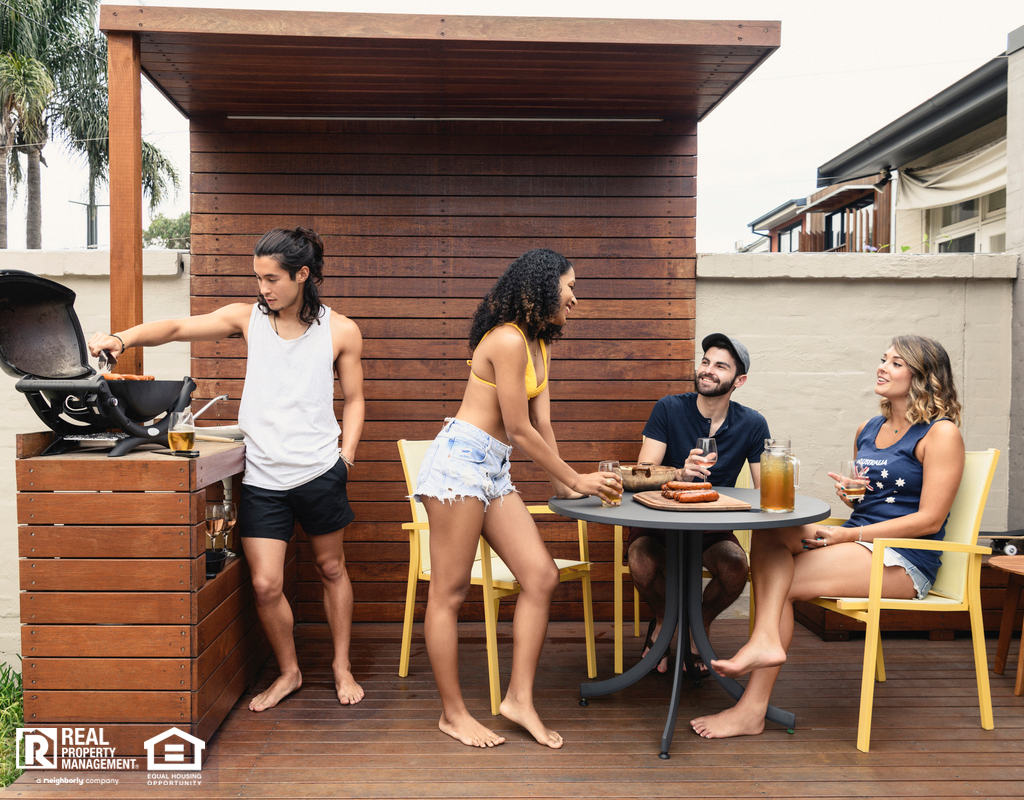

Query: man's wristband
left=340, top=453, right=355, bottom=468
left=111, top=333, right=126, bottom=351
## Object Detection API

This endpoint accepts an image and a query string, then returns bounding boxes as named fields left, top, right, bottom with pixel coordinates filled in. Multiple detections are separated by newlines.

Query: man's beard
left=696, top=372, right=735, bottom=398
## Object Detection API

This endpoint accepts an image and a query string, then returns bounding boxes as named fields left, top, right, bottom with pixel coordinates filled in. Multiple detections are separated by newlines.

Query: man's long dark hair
left=253, top=227, right=325, bottom=325
left=468, top=248, right=573, bottom=350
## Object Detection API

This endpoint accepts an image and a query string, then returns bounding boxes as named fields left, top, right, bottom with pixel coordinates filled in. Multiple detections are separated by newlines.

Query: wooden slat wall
left=189, top=117, right=696, bottom=623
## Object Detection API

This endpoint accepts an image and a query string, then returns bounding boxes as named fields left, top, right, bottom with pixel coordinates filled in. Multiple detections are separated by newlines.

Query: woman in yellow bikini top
left=413, top=248, right=622, bottom=753
left=468, top=323, right=548, bottom=399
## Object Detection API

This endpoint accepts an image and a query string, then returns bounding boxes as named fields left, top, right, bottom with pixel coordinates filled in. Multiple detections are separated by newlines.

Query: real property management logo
left=16, top=727, right=205, bottom=772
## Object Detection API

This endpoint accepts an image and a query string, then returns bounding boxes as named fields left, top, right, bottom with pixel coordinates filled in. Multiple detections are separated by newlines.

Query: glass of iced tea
left=598, top=460, right=622, bottom=507
left=168, top=408, right=195, bottom=452
left=839, top=460, right=869, bottom=503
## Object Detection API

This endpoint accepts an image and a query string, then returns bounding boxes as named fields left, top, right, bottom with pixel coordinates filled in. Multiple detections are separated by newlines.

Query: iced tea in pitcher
left=760, top=439, right=800, bottom=513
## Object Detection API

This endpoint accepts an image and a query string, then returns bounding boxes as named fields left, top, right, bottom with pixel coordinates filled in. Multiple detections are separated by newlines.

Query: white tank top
left=238, top=304, right=341, bottom=490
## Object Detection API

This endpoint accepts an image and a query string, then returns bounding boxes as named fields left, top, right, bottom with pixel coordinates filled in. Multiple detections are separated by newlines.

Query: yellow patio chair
left=396, top=439, right=597, bottom=715
left=613, top=462, right=757, bottom=674
left=809, top=448, right=999, bottom=752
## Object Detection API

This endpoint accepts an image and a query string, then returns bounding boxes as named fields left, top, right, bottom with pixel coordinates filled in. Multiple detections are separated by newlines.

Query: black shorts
left=239, top=459, right=355, bottom=541
left=627, top=527, right=740, bottom=552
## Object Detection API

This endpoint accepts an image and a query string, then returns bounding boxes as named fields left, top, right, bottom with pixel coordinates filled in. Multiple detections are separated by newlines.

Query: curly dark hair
left=253, top=227, right=325, bottom=326
left=468, top=249, right=574, bottom=350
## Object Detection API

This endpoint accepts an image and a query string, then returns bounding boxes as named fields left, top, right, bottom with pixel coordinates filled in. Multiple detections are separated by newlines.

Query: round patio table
left=549, top=487, right=831, bottom=758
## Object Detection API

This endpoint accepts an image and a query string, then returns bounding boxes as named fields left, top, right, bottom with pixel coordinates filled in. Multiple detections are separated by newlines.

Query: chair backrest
left=930, top=448, right=1000, bottom=601
left=397, top=439, right=436, bottom=572
left=733, top=460, right=753, bottom=554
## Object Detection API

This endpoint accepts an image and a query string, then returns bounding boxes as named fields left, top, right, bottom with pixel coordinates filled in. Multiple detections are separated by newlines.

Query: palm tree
left=2, top=0, right=179, bottom=248
left=0, top=52, right=52, bottom=249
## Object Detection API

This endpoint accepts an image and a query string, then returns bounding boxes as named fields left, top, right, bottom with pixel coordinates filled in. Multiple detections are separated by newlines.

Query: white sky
left=6, top=0, right=1021, bottom=252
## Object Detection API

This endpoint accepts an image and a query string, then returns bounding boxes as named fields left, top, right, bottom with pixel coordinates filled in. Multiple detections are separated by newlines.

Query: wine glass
left=205, top=501, right=225, bottom=551
left=168, top=408, right=195, bottom=453
left=598, top=460, right=622, bottom=507
left=694, top=437, right=717, bottom=481
left=839, top=460, right=869, bottom=503
left=220, top=501, right=237, bottom=555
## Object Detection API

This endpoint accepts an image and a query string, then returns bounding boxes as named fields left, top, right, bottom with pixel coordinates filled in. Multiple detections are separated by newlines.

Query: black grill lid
left=0, top=270, right=92, bottom=379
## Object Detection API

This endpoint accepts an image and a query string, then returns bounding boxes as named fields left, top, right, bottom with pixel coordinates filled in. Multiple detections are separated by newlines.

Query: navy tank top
left=844, top=415, right=949, bottom=583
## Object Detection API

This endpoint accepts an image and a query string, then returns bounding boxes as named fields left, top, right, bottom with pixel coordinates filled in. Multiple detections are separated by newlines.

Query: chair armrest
left=402, top=521, right=431, bottom=531
left=871, top=537, right=991, bottom=556
left=526, top=505, right=554, bottom=516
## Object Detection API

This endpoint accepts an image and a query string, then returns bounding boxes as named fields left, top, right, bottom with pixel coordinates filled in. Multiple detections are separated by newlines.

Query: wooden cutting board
left=632, top=491, right=752, bottom=512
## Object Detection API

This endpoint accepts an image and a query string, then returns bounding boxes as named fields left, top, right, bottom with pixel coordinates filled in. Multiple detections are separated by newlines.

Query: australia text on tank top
left=848, top=415, right=950, bottom=582
left=237, top=304, right=341, bottom=490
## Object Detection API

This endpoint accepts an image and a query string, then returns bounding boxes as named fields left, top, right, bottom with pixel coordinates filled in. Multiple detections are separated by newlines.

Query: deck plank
left=9, top=620, right=1024, bottom=798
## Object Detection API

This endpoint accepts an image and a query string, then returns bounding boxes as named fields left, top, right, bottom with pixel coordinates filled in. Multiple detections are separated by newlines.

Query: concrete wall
left=1006, top=25, right=1024, bottom=528
left=0, top=251, right=190, bottom=669
left=697, top=252, right=1016, bottom=531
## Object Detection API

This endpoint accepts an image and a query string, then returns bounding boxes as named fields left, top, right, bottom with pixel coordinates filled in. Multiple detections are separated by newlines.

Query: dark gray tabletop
left=548, top=488, right=832, bottom=530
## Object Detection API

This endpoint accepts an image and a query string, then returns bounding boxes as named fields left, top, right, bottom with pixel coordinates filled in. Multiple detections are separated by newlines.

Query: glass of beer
left=598, top=460, right=622, bottom=507
left=168, top=408, right=195, bottom=452
left=840, top=460, right=869, bottom=503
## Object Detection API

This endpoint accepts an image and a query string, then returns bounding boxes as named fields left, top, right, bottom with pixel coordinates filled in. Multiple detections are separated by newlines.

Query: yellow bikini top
left=467, top=323, right=548, bottom=399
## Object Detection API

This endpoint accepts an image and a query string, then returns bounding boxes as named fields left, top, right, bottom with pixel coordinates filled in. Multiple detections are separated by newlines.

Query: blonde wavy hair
left=879, top=335, right=962, bottom=427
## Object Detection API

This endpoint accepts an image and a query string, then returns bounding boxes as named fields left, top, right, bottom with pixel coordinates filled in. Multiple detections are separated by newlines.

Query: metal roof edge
left=748, top=199, right=806, bottom=232
left=815, top=55, right=1007, bottom=187
left=1009, top=24, right=1024, bottom=55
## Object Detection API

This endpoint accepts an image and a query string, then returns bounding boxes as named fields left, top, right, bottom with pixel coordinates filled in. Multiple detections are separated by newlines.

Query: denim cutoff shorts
left=856, top=541, right=933, bottom=599
left=414, top=418, right=516, bottom=508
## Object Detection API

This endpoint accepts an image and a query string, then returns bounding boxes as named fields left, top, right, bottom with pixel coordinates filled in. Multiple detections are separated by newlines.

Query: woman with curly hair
left=415, top=248, right=622, bottom=749
left=691, top=335, right=965, bottom=739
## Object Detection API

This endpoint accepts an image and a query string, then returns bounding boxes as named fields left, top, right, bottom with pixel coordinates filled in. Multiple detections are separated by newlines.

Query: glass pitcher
left=760, top=438, right=800, bottom=513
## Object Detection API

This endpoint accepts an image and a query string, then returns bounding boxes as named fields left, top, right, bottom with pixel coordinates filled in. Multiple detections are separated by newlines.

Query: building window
left=777, top=224, right=801, bottom=253
left=824, top=197, right=874, bottom=251
left=930, top=188, right=1006, bottom=253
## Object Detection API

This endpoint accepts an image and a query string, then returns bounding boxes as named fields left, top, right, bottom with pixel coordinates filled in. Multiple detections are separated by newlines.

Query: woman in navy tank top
left=691, top=335, right=965, bottom=740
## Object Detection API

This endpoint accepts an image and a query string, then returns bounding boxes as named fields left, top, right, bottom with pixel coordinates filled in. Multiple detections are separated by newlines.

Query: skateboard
left=982, top=530, right=1024, bottom=556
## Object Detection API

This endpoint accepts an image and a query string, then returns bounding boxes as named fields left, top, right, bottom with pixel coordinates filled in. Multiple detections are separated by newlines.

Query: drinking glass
left=205, top=501, right=225, bottom=551
left=694, top=437, right=717, bottom=481
left=840, top=460, right=869, bottom=503
left=167, top=408, right=195, bottom=452
left=220, top=501, right=237, bottom=555
left=598, top=460, right=622, bottom=507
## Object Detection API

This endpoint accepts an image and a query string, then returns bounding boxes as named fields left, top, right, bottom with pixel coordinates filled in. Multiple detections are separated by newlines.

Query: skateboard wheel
left=1005, top=543, right=1018, bottom=556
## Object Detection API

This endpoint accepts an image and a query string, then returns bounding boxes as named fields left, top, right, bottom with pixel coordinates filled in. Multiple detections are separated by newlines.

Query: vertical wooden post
left=106, top=31, right=144, bottom=375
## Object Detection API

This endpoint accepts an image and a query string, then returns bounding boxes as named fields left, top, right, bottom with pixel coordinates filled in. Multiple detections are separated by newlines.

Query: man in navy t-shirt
left=629, top=333, right=770, bottom=676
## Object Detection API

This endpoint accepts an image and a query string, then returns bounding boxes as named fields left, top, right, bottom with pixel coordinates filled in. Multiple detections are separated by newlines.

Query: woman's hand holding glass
left=827, top=461, right=871, bottom=506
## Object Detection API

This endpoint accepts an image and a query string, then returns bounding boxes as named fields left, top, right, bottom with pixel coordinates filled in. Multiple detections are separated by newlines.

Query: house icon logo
left=143, top=727, right=205, bottom=771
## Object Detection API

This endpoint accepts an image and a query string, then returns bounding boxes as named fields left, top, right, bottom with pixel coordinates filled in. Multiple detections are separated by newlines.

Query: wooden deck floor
left=9, top=620, right=1024, bottom=798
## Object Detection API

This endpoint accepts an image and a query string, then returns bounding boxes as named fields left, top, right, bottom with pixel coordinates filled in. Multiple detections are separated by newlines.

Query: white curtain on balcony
left=896, top=137, right=1006, bottom=210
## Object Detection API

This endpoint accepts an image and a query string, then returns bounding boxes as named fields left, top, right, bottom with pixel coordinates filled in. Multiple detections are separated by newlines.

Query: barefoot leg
left=629, top=533, right=669, bottom=673
left=242, top=536, right=303, bottom=711
left=485, top=496, right=563, bottom=749
left=423, top=497, right=506, bottom=748
left=308, top=528, right=364, bottom=705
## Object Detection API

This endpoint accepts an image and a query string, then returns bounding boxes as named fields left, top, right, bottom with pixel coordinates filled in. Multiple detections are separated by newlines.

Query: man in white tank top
left=88, top=228, right=365, bottom=713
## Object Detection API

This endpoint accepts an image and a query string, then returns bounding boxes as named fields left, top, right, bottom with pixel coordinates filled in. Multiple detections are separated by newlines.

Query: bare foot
left=249, top=670, right=301, bottom=712
left=438, top=712, right=506, bottom=748
left=499, top=698, right=564, bottom=749
left=710, top=638, right=786, bottom=679
left=334, top=664, right=364, bottom=705
left=690, top=705, right=766, bottom=739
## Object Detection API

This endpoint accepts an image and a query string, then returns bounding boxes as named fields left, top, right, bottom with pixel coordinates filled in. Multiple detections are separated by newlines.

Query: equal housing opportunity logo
left=16, top=726, right=205, bottom=779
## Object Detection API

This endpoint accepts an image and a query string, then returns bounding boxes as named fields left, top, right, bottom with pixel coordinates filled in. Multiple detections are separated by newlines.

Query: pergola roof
left=99, top=6, right=779, bottom=120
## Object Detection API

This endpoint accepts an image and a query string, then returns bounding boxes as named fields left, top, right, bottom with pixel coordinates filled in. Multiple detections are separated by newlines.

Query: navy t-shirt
left=641, top=393, right=770, bottom=487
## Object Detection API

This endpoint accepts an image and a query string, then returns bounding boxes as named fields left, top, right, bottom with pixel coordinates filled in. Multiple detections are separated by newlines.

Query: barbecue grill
left=0, top=270, right=195, bottom=457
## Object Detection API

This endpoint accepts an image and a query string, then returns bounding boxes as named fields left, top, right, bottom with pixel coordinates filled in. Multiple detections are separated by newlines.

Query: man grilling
left=88, top=227, right=365, bottom=712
